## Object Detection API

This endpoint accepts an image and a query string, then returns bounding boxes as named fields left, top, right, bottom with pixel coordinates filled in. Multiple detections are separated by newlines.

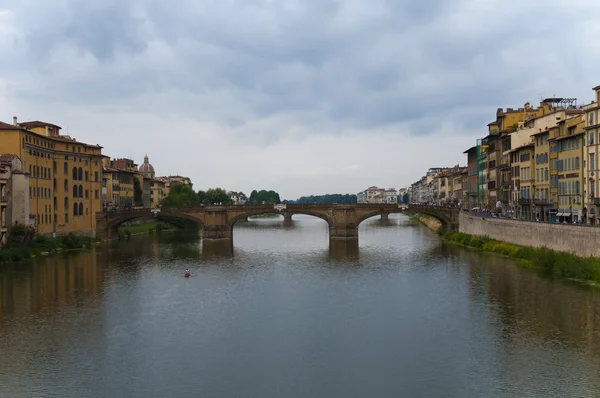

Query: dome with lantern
left=139, top=154, right=155, bottom=178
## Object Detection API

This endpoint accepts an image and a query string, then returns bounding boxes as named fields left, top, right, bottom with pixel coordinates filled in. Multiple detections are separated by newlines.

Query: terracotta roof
left=0, top=154, right=18, bottom=162
left=11, top=169, right=27, bottom=175
left=18, top=121, right=62, bottom=130
left=593, top=84, right=600, bottom=91
left=0, top=121, right=22, bottom=130
left=509, top=143, right=534, bottom=153
left=551, top=132, right=585, bottom=141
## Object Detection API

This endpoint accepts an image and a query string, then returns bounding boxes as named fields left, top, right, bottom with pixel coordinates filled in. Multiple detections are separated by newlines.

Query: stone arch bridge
left=96, top=204, right=459, bottom=242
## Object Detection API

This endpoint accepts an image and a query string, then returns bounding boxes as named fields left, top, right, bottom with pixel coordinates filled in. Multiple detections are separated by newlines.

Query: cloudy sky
left=1, top=0, right=599, bottom=199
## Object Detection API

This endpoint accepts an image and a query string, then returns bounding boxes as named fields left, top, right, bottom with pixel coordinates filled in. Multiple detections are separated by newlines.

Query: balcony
left=518, top=198, right=531, bottom=205
left=533, top=198, right=551, bottom=206
left=592, top=197, right=600, bottom=206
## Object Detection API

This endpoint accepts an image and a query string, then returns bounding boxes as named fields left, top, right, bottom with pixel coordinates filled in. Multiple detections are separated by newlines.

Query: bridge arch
left=226, top=209, right=333, bottom=230
left=106, top=211, right=204, bottom=232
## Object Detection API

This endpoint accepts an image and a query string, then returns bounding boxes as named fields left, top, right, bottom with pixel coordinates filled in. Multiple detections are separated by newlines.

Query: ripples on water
left=1, top=214, right=600, bottom=397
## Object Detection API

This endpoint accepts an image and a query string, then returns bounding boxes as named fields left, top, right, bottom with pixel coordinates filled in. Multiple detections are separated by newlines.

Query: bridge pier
left=380, top=214, right=389, bottom=220
left=202, top=207, right=232, bottom=242
left=283, top=212, right=292, bottom=222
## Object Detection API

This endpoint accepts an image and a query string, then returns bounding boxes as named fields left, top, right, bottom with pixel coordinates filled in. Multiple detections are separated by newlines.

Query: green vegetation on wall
left=441, top=231, right=600, bottom=285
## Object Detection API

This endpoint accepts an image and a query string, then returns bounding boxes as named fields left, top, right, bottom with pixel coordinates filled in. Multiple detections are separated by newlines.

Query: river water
left=1, top=215, right=600, bottom=397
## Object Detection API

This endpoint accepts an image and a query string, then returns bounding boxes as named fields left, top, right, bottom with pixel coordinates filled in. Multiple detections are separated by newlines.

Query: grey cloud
left=4, top=0, right=600, bottom=140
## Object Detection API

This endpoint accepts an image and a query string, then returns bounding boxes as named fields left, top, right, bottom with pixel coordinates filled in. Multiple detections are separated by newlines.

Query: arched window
left=79, top=203, right=83, bottom=216
left=64, top=162, right=68, bottom=174
left=53, top=161, right=57, bottom=173
left=72, top=167, right=77, bottom=180
left=73, top=203, right=78, bottom=217
left=64, top=197, right=68, bottom=211
left=64, top=179, right=68, bottom=192
left=73, top=185, right=78, bottom=198
left=78, top=167, right=83, bottom=181
left=78, top=185, right=83, bottom=198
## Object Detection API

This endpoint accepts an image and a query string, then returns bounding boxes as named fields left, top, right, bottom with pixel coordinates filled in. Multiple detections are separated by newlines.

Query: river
left=1, top=214, right=600, bottom=397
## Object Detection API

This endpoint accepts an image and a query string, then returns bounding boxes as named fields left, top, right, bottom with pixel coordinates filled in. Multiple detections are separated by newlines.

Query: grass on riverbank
left=440, top=231, right=600, bottom=284
left=118, top=221, right=177, bottom=239
left=0, top=232, right=96, bottom=263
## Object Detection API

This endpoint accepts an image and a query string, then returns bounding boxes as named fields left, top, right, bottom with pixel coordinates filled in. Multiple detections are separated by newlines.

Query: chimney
left=45, top=126, right=49, bottom=136
left=12, top=116, right=17, bottom=126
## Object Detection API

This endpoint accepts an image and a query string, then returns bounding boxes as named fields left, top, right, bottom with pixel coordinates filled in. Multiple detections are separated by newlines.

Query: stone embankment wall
left=414, top=214, right=442, bottom=231
left=459, top=212, right=600, bottom=257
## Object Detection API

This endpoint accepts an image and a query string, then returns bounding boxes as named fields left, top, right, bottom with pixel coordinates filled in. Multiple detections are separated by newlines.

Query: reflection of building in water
left=465, top=252, right=600, bottom=351
left=0, top=250, right=106, bottom=321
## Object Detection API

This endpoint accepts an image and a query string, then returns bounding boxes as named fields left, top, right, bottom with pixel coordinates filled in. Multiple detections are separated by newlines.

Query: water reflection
left=0, top=250, right=106, bottom=322
left=329, top=239, right=359, bottom=260
left=2, top=217, right=600, bottom=397
left=202, top=240, right=234, bottom=258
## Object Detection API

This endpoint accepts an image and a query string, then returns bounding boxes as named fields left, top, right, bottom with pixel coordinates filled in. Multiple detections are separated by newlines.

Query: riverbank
left=406, top=212, right=442, bottom=232
left=441, top=230, right=600, bottom=285
left=118, top=221, right=177, bottom=238
left=0, top=233, right=97, bottom=263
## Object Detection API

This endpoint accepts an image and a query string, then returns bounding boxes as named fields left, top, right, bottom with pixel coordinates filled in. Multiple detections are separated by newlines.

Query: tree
left=292, top=194, right=357, bottom=204
left=204, top=187, right=231, bottom=205
left=197, top=190, right=206, bottom=204
left=133, top=177, right=143, bottom=206
left=161, top=183, right=200, bottom=208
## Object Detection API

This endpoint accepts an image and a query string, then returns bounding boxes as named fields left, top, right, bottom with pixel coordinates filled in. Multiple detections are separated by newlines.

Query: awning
left=556, top=212, right=564, bottom=216
left=563, top=212, right=572, bottom=217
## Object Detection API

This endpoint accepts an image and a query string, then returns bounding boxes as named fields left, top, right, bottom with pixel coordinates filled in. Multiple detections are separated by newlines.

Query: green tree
left=204, top=187, right=232, bottom=205
left=133, top=177, right=143, bottom=206
left=161, top=183, right=200, bottom=208
left=197, top=190, right=206, bottom=204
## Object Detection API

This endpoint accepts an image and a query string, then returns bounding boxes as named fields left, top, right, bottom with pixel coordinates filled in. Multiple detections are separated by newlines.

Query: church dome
left=139, top=154, right=155, bottom=176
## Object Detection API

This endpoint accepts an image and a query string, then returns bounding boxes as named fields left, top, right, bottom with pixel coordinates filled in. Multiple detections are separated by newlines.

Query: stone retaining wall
left=459, top=212, right=600, bottom=257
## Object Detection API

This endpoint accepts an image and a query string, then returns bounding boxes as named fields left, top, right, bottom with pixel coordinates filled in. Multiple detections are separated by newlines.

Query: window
left=79, top=203, right=83, bottom=215
left=64, top=197, right=68, bottom=211
left=65, top=213, right=69, bottom=223
left=590, top=153, right=595, bottom=171
left=73, top=185, right=78, bottom=198
left=78, top=167, right=83, bottom=181
left=73, top=203, right=78, bottom=217
left=95, top=172, right=98, bottom=181
left=85, top=208, right=88, bottom=216
left=85, top=171, right=89, bottom=181
left=95, top=189, right=99, bottom=199
left=85, top=189, right=89, bottom=199
left=72, top=167, right=77, bottom=180
left=53, top=161, right=57, bottom=173
left=79, top=185, right=83, bottom=198
left=590, top=132, right=595, bottom=145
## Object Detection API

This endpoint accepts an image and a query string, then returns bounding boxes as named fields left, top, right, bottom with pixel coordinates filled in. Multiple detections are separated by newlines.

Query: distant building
left=356, top=186, right=397, bottom=204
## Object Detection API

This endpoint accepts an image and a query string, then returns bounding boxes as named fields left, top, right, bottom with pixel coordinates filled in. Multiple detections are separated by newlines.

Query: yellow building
left=583, top=84, right=600, bottom=224
left=510, top=143, right=535, bottom=220
left=151, top=179, right=165, bottom=208
left=531, top=128, right=551, bottom=221
left=0, top=118, right=105, bottom=236
left=550, top=113, right=585, bottom=222
left=101, top=166, right=136, bottom=209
